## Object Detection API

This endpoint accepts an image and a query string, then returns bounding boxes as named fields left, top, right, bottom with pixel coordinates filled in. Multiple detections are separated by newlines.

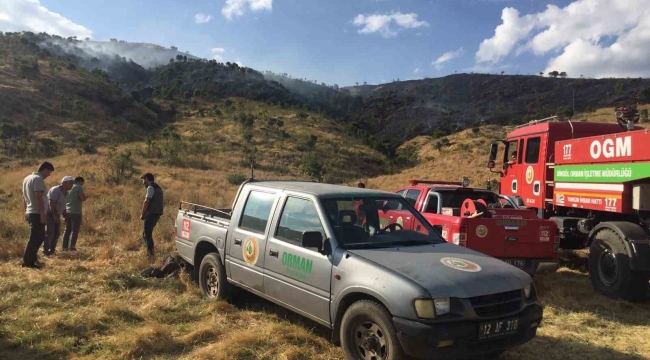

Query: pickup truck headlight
left=414, top=298, right=451, bottom=319
left=524, top=283, right=532, bottom=299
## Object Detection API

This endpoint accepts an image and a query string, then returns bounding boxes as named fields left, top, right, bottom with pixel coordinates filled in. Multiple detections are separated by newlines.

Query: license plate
left=478, top=317, right=520, bottom=340
left=504, top=259, right=526, bottom=268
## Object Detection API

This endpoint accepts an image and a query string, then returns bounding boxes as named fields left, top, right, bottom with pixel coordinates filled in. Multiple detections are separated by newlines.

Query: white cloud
left=475, top=8, right=536, bottom=64
left=0, top=0, right=92, bottom=38
left=211, top=47, right=226, bottom=62
left=432, top=47, right=464, bottom=70
left=475, top=0, right=650, bottom=78
left=222, top=0, right=272, bottom=21
left=352, top=12, right=429, bottom=38
left=194, top=13, right=213, bottom=24
left=413, top=67, right=421, bottom=74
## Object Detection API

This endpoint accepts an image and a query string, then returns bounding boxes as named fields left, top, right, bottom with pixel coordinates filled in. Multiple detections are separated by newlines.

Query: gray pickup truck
left=175, top=180, right=543, bottom=360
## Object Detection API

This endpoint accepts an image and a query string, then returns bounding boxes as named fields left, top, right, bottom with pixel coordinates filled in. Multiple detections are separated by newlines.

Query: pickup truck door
left=263, top=195, right=332, bottom=325
left=227, top=189, right=280, bottom=293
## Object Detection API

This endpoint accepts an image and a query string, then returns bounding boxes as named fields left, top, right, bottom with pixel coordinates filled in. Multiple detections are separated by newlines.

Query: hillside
left=344, top=74, right=650, bottom=149
left=9, top=31, right=650, bottom=158
left=0, top=32, right=164, bottom=160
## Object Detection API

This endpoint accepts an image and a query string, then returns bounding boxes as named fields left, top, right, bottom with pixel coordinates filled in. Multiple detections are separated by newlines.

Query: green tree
left=104, top=148, right=137, bottom=185
left=300, top=152, right=325, bottom=182
left=548, top=71, right=560, bottom=78
left=557, top=105, right=574, bottom=119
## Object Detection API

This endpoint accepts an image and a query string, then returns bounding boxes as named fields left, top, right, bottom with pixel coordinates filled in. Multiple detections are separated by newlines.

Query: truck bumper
left=393, top=304, right=543, bottom=360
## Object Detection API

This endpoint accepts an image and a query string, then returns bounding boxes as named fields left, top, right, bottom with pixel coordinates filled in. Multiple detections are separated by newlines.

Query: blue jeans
left=143, top=214, right=161, bottom=255
left=62, top=214, right=82, bottom=249
left=23, top=214, right=45, bottom=265
left=44, top=212, right=62, bottom=254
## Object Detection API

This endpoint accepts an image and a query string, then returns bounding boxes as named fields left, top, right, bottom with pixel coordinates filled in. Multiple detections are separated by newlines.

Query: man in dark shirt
left=140, top=173, right=163, bottom=257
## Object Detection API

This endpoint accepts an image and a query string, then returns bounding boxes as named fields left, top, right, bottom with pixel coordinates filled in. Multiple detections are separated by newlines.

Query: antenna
left=250, top=161, right=254, bottom=180
left=572, top=90, right=575, bottom=116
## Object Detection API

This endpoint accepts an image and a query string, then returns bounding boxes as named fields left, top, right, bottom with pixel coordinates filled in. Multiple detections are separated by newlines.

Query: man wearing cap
left=43, top=176, right=74, bottom=255
left=140, top=173, right=163, bottom=256
left=22, top=161, right=55, bottom=268
left=63, top=177, right=87, bottom=251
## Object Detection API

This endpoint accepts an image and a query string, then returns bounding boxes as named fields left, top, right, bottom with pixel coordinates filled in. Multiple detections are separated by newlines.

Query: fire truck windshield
left=438, top=190, right=501, bottom=208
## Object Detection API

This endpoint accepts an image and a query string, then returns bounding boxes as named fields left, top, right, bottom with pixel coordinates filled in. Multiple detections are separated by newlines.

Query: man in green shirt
left=63, top=177, right=87, bottom=251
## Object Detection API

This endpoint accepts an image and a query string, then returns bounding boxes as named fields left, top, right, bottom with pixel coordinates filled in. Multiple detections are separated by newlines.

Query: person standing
left=43, top=176, right=74, bottom=255
left=140, top=173, right=163, bottom=257
left=62, top=176, right=87, bottom=251
left=22, top=162, right=55, bottom=268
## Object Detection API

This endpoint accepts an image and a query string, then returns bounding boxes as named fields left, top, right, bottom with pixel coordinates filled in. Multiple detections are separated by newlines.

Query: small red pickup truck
left=387, top=179, right=559, bottom=276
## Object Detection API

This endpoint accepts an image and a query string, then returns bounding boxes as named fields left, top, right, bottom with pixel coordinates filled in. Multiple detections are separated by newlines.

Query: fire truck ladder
left=545, top=161, right=555, bottom=203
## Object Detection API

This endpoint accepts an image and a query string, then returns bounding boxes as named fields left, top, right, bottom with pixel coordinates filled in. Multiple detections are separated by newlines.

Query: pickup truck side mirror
left=302, top=231, right=323, bottom=252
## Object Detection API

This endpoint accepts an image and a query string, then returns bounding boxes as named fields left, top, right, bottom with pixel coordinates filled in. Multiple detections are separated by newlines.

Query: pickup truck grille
left=469, top=290, right=522, bottom=318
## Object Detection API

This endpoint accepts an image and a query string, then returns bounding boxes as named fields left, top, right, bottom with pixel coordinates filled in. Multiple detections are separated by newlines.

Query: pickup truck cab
left=392, top=179, right=559, bottom=276
left=175, top=180, right=542, bottom=360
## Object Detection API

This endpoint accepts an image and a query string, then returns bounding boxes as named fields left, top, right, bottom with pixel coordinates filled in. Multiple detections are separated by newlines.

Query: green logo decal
left=281, top=252, right=313, bottom=280
left=555, top=163, right=650, bottom=183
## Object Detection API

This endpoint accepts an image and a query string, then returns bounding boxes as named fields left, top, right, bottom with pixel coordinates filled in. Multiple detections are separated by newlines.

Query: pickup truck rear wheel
left=589, top=229, right=648, bottom=300
left=199, top=253, right=230, bottom=300
left=340, top=300, right=405, bottom=360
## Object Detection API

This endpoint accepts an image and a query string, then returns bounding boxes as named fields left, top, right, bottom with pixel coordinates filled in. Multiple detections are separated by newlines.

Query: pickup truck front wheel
left=340, top=300, right=405, bottom=360
left=199, top=253, right=230, bottom=300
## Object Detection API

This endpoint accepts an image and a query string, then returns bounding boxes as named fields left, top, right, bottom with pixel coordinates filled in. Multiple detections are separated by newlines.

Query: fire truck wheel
left=589, top=229, right=649, bottom=300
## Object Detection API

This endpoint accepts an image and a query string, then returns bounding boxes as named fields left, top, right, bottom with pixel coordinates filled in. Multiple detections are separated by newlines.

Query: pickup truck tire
left=340, top=300, right=405, bottom=360
left=589, top=229, right=648, bottom=300
left=199, top=253, right=230, bottom=300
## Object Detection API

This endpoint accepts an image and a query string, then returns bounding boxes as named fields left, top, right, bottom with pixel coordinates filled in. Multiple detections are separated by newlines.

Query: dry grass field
left=1, top=105, right=649, bottom=360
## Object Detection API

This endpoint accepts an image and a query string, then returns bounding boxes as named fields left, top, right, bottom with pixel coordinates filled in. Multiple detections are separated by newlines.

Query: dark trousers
left=44, top=212, right=62, bottom=254
left=23, top=214, right=45, bottom=265
left=62, top=214, right=82, bottom=249
left=143, top=214, right=161, bottom=255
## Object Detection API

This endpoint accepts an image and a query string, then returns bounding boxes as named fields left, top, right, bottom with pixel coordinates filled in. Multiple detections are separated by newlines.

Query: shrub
left=393, top=145, right=419, bottom=168
left=76, top=135, right=97, bottom=155
left=295, top=134, right=318, bottom=152
left=300, top=152, right=325, bottom=182
left=297, top=111, right=309, bottom=119
left=227, top=173, right=247, bottom=185
left=30, top=138, right=59, bottom=157
left=104, top=148, right=137, bottom=185
left=471, top=127, right=480, bottom=134
left=434, top=138, right=451, bottom=151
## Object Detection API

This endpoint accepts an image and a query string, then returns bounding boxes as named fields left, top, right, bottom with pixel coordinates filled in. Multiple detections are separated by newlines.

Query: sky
left=2, top=0, right=650, bottom=86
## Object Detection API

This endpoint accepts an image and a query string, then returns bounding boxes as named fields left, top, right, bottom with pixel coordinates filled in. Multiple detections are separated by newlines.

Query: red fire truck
left=390, top=178, right=559, bottom=276
left=486, top=108, right=650, bottom=300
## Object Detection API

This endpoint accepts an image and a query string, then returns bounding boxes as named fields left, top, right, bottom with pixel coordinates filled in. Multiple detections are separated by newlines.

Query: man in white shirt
left=22, top=162, right=54, bottom=268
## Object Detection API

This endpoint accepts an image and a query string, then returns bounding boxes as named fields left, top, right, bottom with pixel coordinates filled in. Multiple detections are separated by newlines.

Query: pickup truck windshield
left=322, top=197, right=445, bottom=249
left=438, top=190, right=501, bottom=208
